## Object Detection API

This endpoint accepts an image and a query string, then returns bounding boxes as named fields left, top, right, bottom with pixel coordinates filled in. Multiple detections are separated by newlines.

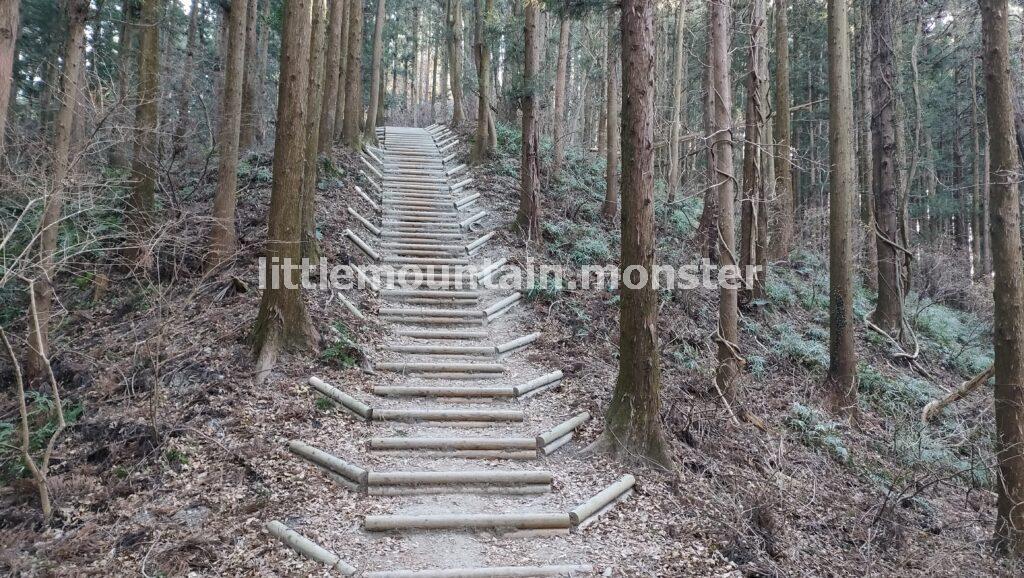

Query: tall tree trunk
left=667, top=0, right=688, bottom=204
left=302, top=0, right=327, bottom=259
left=27, top=0, right=88, bottom=381
left=238, top=0, right=260, bottom=149
left=208, top=0, right=249, bottom=268
left=600, top=0, right=671, bottom=467
left=516, top=1, right=541, bottom=241
left=971, top=58, right=983, bottom=278
left=251, top=0, right=318, bottom=379
left=470, top=0, right=495, bottom=163
left=342, top=0, right=363, bottom=148
left=710, top=0, right=738, bottom=406
left=0, top=0, right=19, bottom=158
left=171, top=0, right=201, bottom=159
left=855, top=0, right=876, bottom=289
left=695, top=8, right=718, bottom=262
left=445, top=0, right=464, bottom=125
left=869, top=0, right=904, bottom=336
left=825, top=0, right=857, bottom=417
left=982, top=126, right=991, bottom=274
left=980, top=0, right=1024, bottom=555
left=332, top=0, right=350, bottom=139
left=126, top=0, right=161, bottom=264
left=363, top=0, right=385, bottom=143
left=319, top=0, right=345, bottom=153
left=601, top=7, right=619, bottom=220
left=551, top=14, right=570, bottom=178
left=740, top=0, right=768, bottom=302
left=769, top=0, right=793, bottom=259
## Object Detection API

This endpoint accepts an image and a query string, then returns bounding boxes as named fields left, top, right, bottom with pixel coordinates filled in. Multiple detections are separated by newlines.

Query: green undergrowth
left=0, top=394, right=85, bottom=485
left=321, top=322, right=359, bottom=369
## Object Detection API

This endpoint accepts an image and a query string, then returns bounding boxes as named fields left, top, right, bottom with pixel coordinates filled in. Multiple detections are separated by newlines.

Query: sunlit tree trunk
left=600, top=0, right=671, bottom=468
left=342, top=0, right=363, bottom=148
left=251, top=0, right=319, bottom=379
left=601, top=7, right=619, bottom=220
left=239, top=0, right=259, bottom=149
left=363, top=0, right=386, bottom=143
left=770, top=0, right=793, bottom=259
left=126, top=0, right=161, bottom=264
left=208, top=0, right=249, bottom=268
left=28, top=0, right=88, bottom=381
left=869, top=0, right=904, bottom=335
left=710, top=0, right=738, bottom=405
left=825, top=0, right=857, bottom=417
left=979, top=0, right=1024, bottom=554
left=551, top=14, right=570, bottom=178
left=667, top=0, right=688, bottom=204
left=302, top=0, right=327, bottom=260
left=0, top=0, right=19, bottom=158
left=515, top=0, right=541, bottom=241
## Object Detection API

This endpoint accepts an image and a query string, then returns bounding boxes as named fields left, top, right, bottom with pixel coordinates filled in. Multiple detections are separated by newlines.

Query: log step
left=396, top=329, right=489, bottom=340
left=362, top=565, right=594, bottom=578
left=364, top=513, right=572, bottom=532
left=371, top=408, right=522, bottom=422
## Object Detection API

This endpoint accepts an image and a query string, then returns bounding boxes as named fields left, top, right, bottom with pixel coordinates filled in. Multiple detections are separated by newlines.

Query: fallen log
left=921, top=365, right=994, bottom=423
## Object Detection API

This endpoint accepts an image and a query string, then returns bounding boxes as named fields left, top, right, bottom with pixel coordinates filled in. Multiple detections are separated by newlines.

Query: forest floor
left=0, top=123, right=1018, bottom=576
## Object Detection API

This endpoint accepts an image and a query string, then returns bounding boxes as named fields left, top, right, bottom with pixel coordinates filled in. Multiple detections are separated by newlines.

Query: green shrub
left=322, top=323, right=359, bottom=369
left=785, top=403, right=850, bottom=463
left=777, top=326, right=828, bottom=373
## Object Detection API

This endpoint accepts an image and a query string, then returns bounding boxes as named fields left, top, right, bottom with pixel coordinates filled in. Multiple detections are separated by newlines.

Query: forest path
left=266, top=126, right=632, bottom=576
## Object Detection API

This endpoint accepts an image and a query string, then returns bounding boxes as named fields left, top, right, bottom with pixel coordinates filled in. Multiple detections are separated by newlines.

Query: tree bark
left=601, top=7, right=619, bottom=220
left=251, top=0, right=319, bottom=379
left=171, top=0, right=201, bottom=159
left=126, top=0, right=161, bottom=264
left=208, top=0, right=249, bottom=268
left=769, top=0, right=793, bottom=259
left=695, top=9, right=718, bottom=263
left=0, top=0, right=18, bottom=158
left=318, top=0, right=345, bottom=153
left=710, top=0, right=738, bottom=405
left=855, top=0, right=876, bottom=289
left=446, top=0, right=464, bottom=125
left=740, top=0, right=768, bottom=303
left=238, top=0, right=259, bottom=149
left=825, top=0, right=857, bottom=417
left=302, top=0, right=328, bottom=260
left=600, top=0, right=671, bottom=468
left=332, top=0, right=350, bottom=139
left=551, top=14, right=570, bottom=178
left=471, top=0, right=495, bottom=163
left=515, top=1, right=541, bottom=241
left=342, top=0, right=363, bottom=149
left=27, top=0, right=88, bottom=381
left=971, top=58, right=983, bottom=278
left=363, top=0, right=386, bottom=143
left=869, top=0, right=904, bottom=335
left=980, top=0, right=1024, bottom=555
left=667, top=0, right=688, bottom=204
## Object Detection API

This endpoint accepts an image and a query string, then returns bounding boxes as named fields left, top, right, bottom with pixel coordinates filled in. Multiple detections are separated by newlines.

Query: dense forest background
left=2, top=0, right=1024, bottom=574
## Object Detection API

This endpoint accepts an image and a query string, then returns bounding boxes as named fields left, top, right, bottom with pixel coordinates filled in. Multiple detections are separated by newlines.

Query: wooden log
left=477, top=258, right=509, bottom=282
left=384, top=257, right=470, bottom=266
left=361, top=171, right=382, bottom=192
left=497, top=332, right=540, bottom=354
left=397, top=329, right=489, bottom=340
left=372, top=386, right=514, bottom=397
left=922, top=365, right=995, bottom=423
left=347, top=206, right=381, bottom=236
left=367, top=484, right=550, bottom=496
left=569, top=475, right=636, bottom=525
left=265, top=521, right=357, bottom=576
left=466, top=231, right=494, bottom=254
left=381, top=308, right=482, bottom=319
left=460, top=211, right=487, bottom=229
left=383, top=317, right=485, bottom=326
left=368, top=437, right=537, bottom=450
left=336, top=292, right=366, bottom=320
left=362, top=156, right=384, bottom=180
left=287, top=440, right=368, bottom=485
left=375, top=362, right=504, bottom=373
left=374, top=449, right=537, bottom=460
left=386, top=344, right=496, bottom=356
left=308, top=377, right=372, bottom=419
left=513, top=371, right=564, bottom=397
left=485, top=293, right=523, bottom=316
left=541, top=433, right=573, bottom=456
left=446, top=164, right=468, bottom=176
left=443, top=152, right=458, bottom=163
left=363, top=513, right=572, bottom=531
left=383, top=289, right=480, bottom=299
left=372, top=408, right=522, bottom=422
left=364, top=148, right=383, bottom=165
left=366, top=470, right=551, bottom=486
left=355, top=186, right=380, bottom=211
left=455, top=192, right=481, bottom=207
left=537, top=412, right=590, bottom=446
left=343, top=229, right=380, bottom=261
left=577, top=489, right=634, bottom=530
left=361, top=565, right=593, bottom=578
left=350, top=265, right=380, bottom=292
